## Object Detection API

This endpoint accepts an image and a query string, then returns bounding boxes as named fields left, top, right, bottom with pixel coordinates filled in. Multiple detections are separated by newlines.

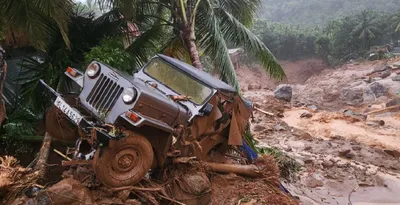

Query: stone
left=343, top=110, right=354, bottom=116
left=392, top=75, right=400, bottom=81
left=304, top=159, right=314, bottom=164
left=274, top=84, right=293, bottom=102
left=253, top=125, right=266, bottom=132
left=321, top=160, right=334, bottom=168
left=384, top=150, right=400, bottom=158
left=307, top=104, right=318, bottom=111
left=380, top=70, right=391, bottom=79
left=336, top=161, right=348, bottom=168
left=304, top=146, right=312, bottom=151
left=373, top=63, right=388, bottom=72
left=300, top=111, right=313, bottom=118
left=274, top=124, right=286, bottom=131
left=372, top=77, right=383, bottom=82
left=340, top=86, right=364, bottom=105
left=248, top=84, right=261, bottom=90
left=306, top=176, right=324, bottom=188
left=338, top=149, right=354, bottom=159
left=352, top=146, right=362, bottom=151
left=368, top=82, right=389, bottom=98
left=386, top=98, right=400, bottom=107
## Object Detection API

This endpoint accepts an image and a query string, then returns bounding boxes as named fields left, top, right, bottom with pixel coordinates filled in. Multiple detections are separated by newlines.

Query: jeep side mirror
left=201, top=103, right=213, bottom=116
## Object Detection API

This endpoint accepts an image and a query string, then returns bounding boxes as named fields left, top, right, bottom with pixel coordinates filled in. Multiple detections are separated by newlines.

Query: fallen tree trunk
left=204, top=162, right=263, bottom=177
left=34, top=132, right=53, bottom=181
left=0, top=48, right=7, bottom=125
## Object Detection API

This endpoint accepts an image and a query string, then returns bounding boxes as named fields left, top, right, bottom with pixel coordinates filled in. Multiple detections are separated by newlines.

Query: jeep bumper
left=40, top=80, right=113, bottom=145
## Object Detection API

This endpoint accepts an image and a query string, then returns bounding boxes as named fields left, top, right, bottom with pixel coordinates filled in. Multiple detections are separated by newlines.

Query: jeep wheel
left=93, top=132, right=153, bottom=188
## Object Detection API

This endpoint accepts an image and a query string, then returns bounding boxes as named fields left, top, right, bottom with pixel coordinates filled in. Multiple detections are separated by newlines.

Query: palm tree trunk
left=183, top=26, right=202, bottom=70
left=0, top=52, right=7, bottom=125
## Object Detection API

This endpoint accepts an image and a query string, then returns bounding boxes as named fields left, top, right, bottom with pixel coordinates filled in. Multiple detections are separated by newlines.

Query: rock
left=306, top=104, right=318, bottom=111
left=321, top=160, right=334, bottom=168
left=248, top=84, right=261, bottom=90
left=380, top=70, right=391, bottom=79
left=363, top=87, right=376, bottom=103
left=300, top=111, right=313, bottom=118
left=352, top=146, right=362, bottom=151
left=338, top=149, right=355, bottom=159
left=340, top=86, right=364, bottom=105
left=392, top=75, right=400, bottom=81
left=274, top=124, right=286, bottom=131
left=372, top=77, right=383, bottom=82
left=336, top=161, right=348, bottom=168
left=386, top=98, right=400, bottom=107
left=304, top=146, right=312, bottom=151
left=343, top=110, right=354, bottom=116
left=253, top=125, right=266, bottom=132
left=373, top=63, right=389, bottom=73
left=384, top=150, right=400, bottom=158
left=274, top=84, right=293, bottom=102
left=304, top=159, right=314, bottom=164
left=306, top=176, right=324, bottom=188
left=368, top=82, right=389, bottom=98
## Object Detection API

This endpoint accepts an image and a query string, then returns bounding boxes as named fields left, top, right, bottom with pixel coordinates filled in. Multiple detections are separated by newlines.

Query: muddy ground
left=241, top=58, right=400, bottom=205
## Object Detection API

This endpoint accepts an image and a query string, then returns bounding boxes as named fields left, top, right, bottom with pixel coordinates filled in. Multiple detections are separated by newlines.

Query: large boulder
left=274, top=84, right=292, bottom=102
left=368, top=81, right=389, bottom=98
left=373, top=63, right=388, bottom=73
left=392, top=75, right=400, bottom=81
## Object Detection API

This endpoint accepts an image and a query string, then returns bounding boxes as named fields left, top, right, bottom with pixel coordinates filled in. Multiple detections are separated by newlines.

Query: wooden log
left=254, top=107, right=274, bottom=116
left=366, top=105, right=400, bottom=115
left=204, top=162, right=262, bottom=177
left=34, top=132, right=53, bottom=180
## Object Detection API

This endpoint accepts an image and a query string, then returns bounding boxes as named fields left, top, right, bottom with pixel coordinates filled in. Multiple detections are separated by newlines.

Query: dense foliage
left=254, top=9, right=400, bottom=65
left=260, top=0, right=400, bottom=26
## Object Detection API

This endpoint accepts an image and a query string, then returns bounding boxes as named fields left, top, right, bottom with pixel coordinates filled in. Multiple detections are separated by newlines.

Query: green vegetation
left=254, top=9, right=400, bottom=65
left=259, top=0, right=400, bottom=26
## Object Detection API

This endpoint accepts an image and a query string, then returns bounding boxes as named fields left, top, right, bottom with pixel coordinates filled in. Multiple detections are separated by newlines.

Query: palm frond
left=216, top=0, right=260, bottom=27
left=126, top=24, right=172, bottom=70
left=215, top=8, right=286, bottom=80
left=0, top=0, right=73, bottom=49
left=196, top=1, right=240, bottom=90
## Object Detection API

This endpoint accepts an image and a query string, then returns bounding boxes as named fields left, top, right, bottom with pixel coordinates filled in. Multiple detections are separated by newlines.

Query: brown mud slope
left=238, top=58, right=327, bottom=91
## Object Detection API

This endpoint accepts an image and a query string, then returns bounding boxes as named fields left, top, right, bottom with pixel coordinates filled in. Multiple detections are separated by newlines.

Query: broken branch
left=254, top=107, right=274, bottom=116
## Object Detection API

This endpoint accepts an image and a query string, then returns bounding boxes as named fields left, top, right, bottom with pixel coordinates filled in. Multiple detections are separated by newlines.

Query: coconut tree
left=351, top=10, right=380, bottom=51
left=392, top=11, right=400, bottom=32
left=97, top=0, right=285, bottom=89
left=0, top=0, right=74, bottom=50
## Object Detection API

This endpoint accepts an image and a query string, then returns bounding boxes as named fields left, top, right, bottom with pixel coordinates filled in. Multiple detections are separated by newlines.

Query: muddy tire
left=94, top=132, right=154, bottom=188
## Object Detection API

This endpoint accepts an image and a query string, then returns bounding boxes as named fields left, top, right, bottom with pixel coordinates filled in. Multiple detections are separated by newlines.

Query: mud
left=243, top=58, right=400, bottom=205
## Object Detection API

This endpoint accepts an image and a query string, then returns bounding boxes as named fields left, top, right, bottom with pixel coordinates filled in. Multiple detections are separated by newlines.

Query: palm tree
left=351, top=10, right=379, bottom=51
left=97, top=0, right=285, bottom=89
left=0, top=0, right=74, bottom=50
left=392, top=11, right=400, bottom=32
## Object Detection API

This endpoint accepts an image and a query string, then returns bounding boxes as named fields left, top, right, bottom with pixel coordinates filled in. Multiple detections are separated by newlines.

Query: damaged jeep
left=41, top=54, right=253, bottom=188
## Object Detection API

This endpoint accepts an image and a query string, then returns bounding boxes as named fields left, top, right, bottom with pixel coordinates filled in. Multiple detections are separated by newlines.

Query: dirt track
left=241, top=58, right=400, bottom=205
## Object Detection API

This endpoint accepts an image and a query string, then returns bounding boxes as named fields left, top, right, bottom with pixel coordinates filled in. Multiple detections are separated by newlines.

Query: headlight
left=87, top=62, right=100, bottom=78
left=122, top=88, right=136, bottom=104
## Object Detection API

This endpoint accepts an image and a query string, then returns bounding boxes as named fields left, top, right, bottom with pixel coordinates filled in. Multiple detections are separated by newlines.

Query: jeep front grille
left=86, top=74, right=123, bottom=114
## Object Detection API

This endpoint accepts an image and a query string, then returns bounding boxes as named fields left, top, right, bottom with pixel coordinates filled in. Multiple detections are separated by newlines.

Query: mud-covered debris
left=366, top=120, right=385, bottom=127
left=338, top=149, right=355, bottom=159
left=386, top=98, right=400, bottom=107
left=300, top=111, right=313, bottom=118
left=35, top=178, right=94, bottom=205
left=306, top=105, right=318, bottom=111
left=384, top=150, right=400, bottom=158
left=321, top=160, right=334, bottom=168
left=306, top=176, right=323, bottom=188
left=0, top=156, right=39, bottom=203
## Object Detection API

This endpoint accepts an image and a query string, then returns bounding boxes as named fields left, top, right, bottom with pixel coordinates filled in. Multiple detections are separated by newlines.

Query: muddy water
left=282, top=109, right=400, bottom=151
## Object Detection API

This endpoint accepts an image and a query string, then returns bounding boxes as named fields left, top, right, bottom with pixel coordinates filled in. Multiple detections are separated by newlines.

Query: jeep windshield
left=144, top=58, right=213, bottom=105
